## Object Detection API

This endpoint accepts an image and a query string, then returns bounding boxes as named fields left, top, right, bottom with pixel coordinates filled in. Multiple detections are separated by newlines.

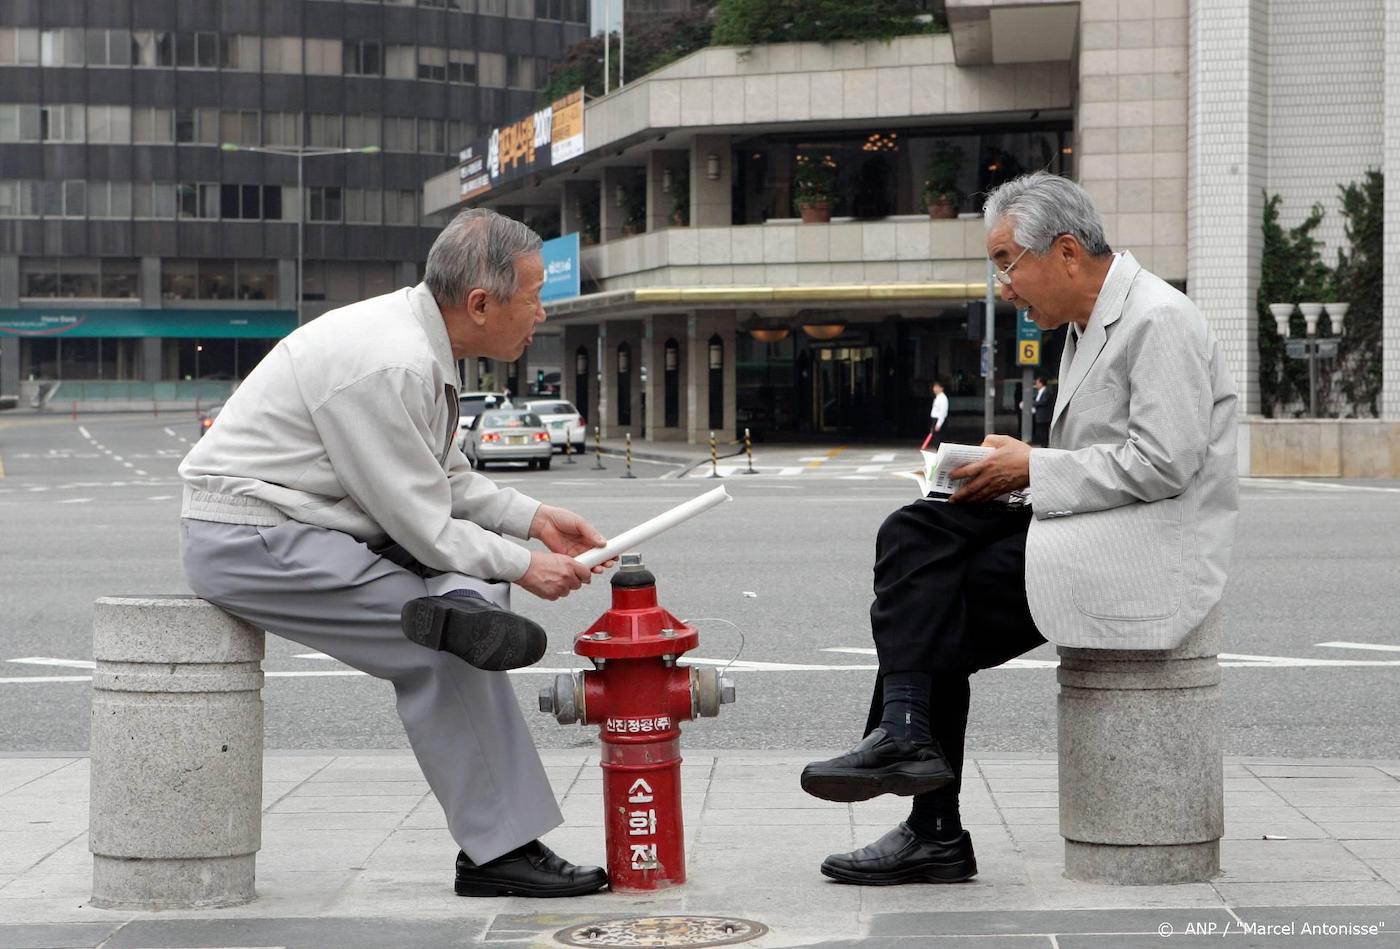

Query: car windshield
left=481, top=412, right=541, bottom=428
left=528, top=402, right=574, bottom=415
left=459, top=395, right=505, bottom=414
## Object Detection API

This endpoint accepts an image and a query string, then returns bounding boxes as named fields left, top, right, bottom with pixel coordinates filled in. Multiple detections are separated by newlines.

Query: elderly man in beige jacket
left=180, top=209, right=611, bottom=898
left=801, top=172, right=1238, bottom=887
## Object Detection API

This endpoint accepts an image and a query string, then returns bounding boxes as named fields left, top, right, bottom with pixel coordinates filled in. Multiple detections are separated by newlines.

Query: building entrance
left=813, top=345, right=879, bottom=434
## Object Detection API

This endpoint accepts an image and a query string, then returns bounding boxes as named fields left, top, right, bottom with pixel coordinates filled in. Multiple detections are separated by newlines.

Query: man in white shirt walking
left=923, top=380, right=949, bottom=450
left=179, top=209, right=612, bottom=898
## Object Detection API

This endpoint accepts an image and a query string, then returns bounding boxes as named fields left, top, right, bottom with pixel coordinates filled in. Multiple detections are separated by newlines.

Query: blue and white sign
left=541, top=233, right=581, bottom=302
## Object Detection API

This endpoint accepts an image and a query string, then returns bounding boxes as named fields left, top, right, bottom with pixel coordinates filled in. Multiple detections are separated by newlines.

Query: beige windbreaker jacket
left=180, top=283, right=539, bottom=582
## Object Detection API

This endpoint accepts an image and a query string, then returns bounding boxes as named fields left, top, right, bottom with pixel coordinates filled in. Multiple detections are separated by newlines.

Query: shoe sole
left=819, top=859, right=977, bottom=886
left=455, top=877, right=609, bottom=898
left=800, top=763, right=955, bottom=803
left=401, top=600, right=546, bottom=672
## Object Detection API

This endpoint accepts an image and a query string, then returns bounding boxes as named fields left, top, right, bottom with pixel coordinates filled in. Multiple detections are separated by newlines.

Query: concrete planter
left=1239, top=418, right=1400, bottom=478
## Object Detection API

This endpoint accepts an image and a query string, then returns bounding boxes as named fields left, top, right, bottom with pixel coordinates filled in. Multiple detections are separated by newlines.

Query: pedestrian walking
left=921, top=381, right=949, bottom=451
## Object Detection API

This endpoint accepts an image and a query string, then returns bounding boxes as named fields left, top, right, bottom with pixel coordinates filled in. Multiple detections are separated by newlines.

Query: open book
left=916, top=443, right=993, bottom=496
left=914, top=443, right=1027, bottom=506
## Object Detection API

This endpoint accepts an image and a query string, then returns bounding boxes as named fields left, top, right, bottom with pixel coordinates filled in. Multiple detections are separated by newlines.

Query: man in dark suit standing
left=1031, top=376, right=1054, bottom=446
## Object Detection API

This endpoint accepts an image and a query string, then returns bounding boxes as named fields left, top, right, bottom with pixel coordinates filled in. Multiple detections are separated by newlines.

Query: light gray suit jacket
left=1025, top=252, right=1238, bottom=650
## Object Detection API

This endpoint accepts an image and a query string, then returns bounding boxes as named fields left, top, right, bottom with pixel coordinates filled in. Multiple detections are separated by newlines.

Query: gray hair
left=982, top=172, right=1112, bottom=258
left=424, top=207, right=542, bottom=307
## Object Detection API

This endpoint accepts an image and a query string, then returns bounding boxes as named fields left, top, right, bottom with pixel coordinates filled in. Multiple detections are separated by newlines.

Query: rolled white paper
left=575, top=485, right=732, bottom=568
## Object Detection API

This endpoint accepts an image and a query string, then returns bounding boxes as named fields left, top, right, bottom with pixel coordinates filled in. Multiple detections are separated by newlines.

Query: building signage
left=540, top=233, right=581, bottom=303
left=0, top=308, right=297, bottom=339
left=1016, top=307, right=1041, bottom=367
left=458, top=88, right=586, bottom=202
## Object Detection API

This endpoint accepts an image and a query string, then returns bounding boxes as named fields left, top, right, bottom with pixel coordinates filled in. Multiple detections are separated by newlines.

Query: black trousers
left=1032, top=419, right=1051, bottom=447
left=864, top=499, right=1046, bottom=810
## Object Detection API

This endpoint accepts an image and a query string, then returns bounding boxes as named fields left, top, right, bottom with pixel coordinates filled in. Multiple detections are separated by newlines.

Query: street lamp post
left=220, top=143, right=380, bottom=326
left=1269, top=301, right=1349, bottom=418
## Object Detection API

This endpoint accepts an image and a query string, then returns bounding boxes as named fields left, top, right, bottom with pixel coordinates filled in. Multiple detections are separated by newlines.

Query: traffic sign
left=1016, top=308, right=1041, bottom=367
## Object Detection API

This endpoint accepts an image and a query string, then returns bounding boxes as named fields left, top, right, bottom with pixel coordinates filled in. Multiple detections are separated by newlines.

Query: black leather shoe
left=800, top=728, right=955, bottom=802
left=401, top=595, right=546, bottom=671
left=455, top=841, right=608, bottom=897
left=821, top=824, right=977, bottom=885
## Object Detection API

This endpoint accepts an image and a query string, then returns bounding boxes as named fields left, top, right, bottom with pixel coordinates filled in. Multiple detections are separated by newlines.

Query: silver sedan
left=463, top=410, right=554, bottom=471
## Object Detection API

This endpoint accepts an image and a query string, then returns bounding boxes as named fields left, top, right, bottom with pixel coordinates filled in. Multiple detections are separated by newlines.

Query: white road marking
left=1318, top=641, right=1400, bottom=653
left=0, top=675, right=92, bottom=684
left=57, top=497, right=93, bottom=504
left=135, top=469, right=148, bottom=476
left=9, top=657, right=96, bottom=669
left=147, top=494, right=174, bottom=500
left=871, top=453, right=897, bottom=462
left=856, top=465, right=886, bottom=473
left=778, top=467, right=805, bottom=476
left=1242, top=478, right=1400, bottom=494
left=798, top=456, right=829, bottom=462
left=112, top=455, right=123, bottom=461
left=122, top=462, right=134, bottom=468
left=78, top=426, right=91, bottom=439
left=839, top=475, right=878, bottom=481
left=163, top=427, right=178, bottom=438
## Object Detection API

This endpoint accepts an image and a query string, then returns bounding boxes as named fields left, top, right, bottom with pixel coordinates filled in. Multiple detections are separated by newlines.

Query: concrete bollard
left=90, top=595, right=265, bottom=909
left=1057, top=608, right=1223, bottom=885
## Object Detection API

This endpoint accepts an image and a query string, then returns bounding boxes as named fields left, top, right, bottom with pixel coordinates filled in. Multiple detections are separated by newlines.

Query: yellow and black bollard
left=593, top=426, right=606, bottom=470
left=741, top=427, right=758, bottom=475
left=707, top=431, right=722, bottom=478
left=621, top=433, right=637, bottom=479
left=563, top=427, right=576, bottom=464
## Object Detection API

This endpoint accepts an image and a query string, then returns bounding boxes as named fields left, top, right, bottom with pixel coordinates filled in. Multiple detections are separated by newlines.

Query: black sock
left=879, top=671, right=932, bottom=741
left=907, top=794, right=963, bottom=842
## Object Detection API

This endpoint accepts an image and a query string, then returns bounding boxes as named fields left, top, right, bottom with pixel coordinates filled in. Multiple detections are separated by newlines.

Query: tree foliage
left=711, top=0, right=945, bottom=45
left=1256, top=194, right=1331, bottom=417
left=1332, top=170, right=1383, bottom=417
left=539, top=5, right=716, bottom=104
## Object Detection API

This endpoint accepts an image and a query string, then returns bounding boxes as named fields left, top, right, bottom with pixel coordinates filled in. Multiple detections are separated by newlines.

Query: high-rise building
left=0, top=0, right=588, bottom=406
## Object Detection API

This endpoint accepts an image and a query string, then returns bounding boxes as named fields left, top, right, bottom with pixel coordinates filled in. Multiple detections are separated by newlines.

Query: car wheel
left=539, top=457, right=551, bottom=471
left=526, top=459, right=538, bottom=470
left=476, top=460, right=487, bottom=471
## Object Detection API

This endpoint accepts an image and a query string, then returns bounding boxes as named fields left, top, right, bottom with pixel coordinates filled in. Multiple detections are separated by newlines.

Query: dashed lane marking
left=147, top=495, right=175, bottom=500
left=56, top=498, right=93, bottom=504
left=78, top=426, right=91, bottom=439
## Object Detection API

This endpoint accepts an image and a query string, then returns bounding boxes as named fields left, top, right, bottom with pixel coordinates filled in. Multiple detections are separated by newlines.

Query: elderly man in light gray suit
left=180, top=209, right=612, bottom=898
left=801, top=172, right=1238, bottom=886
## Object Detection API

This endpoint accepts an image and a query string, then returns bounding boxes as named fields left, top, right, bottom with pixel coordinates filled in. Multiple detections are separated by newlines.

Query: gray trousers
left=180, top=517, right=563, bottom=864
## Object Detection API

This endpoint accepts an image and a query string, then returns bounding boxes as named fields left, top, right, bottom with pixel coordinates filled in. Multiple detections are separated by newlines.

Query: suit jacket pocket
left=1068, top=499, right=1184, bottom=622
left=1069, top=383, right=1118, bottom=417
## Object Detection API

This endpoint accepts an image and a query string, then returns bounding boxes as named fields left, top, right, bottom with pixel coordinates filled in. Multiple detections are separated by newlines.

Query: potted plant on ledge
left=794, top=152, right=837, bottom=224
left=922, top=141, right=963, bottom=220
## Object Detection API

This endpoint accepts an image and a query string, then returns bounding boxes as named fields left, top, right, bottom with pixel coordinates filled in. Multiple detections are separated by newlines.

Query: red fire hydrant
left=538, top=552, right=735, bottom=892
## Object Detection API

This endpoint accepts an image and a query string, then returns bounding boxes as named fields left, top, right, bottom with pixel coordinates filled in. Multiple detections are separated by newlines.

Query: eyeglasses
left=991, top=245, right=1031, bottom=287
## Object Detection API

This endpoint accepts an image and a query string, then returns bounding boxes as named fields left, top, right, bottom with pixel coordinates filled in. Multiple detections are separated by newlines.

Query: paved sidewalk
left=3, top=752, right=1399, bottom=948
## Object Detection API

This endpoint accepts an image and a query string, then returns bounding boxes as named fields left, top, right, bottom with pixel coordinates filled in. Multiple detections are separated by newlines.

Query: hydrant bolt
left=721, top=677, right=736, bottom=705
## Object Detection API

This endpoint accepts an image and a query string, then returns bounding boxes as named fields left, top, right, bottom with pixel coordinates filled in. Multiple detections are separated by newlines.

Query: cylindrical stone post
left=1057, top=609, right=1223, bottom=884
left=90, top=595, right=265, bottom=909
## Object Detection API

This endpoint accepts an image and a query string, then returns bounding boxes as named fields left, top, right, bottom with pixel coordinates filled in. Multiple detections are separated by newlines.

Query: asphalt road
left=1, top=411, right=1398, bottom=761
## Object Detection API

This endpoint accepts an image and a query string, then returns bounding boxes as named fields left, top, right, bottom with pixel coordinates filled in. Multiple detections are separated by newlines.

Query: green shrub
left=1333, top=170, right=1383, bottom=417
left=1256, top=194, right=1330, bottom=417
left=712, top=0, right=945, bottom=46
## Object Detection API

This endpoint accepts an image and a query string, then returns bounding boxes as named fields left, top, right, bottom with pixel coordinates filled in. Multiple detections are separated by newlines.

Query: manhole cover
left=555, top=915, right=768, bottom=947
